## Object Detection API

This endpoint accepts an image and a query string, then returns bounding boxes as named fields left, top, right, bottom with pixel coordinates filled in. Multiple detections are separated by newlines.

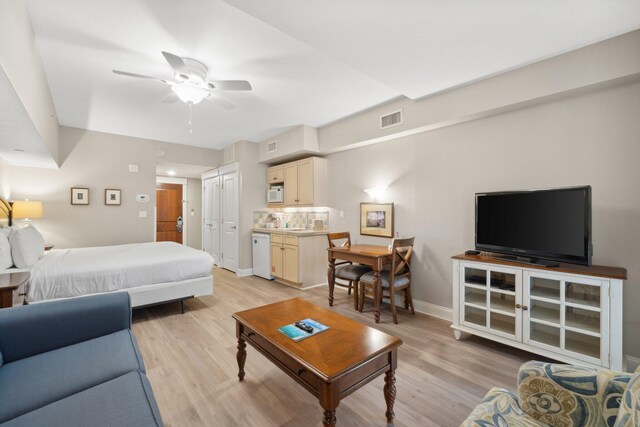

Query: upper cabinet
left=267, top=165, right=284, bottom=183
left=267, top=157, right=327, bottom=207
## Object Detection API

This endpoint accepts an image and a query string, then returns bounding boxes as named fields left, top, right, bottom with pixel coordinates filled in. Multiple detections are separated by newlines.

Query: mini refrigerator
left=252, top=233, right=274, bottom=280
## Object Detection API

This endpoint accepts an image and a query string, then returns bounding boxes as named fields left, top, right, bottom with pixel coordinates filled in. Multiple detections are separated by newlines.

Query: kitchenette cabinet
left=267, top=157, right=326, bottom=207
left=258, top=230, right=327, bottom=289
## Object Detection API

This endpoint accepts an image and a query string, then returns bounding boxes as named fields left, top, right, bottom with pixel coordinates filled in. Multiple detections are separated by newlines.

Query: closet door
left=202, top=176, right=220, bottom=264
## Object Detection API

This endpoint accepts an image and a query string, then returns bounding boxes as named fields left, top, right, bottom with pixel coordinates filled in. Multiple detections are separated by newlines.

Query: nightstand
left=0, top=271, right=30, bottom=308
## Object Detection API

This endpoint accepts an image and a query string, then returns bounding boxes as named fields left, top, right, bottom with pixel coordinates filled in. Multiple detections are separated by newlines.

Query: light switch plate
left=339, top=210, right=344, bottom=218
left=138, top=210, right=147, bottom=218
left=129, top=164, right=139, bottom=173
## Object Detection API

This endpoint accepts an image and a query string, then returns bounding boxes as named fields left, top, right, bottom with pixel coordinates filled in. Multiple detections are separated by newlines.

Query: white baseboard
left=236, top=268, right=253, bottom=277
left=626, top=355, right=640, bottom=372
left=389, top=296, right=452, bottom=321
left=411, top=299, right=453, bottom=321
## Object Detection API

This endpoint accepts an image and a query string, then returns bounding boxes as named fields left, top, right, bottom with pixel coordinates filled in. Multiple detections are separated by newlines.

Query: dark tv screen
left=476, top=186, right=591, bottom=265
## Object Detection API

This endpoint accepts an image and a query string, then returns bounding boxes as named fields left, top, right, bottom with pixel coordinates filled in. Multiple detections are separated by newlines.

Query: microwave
left=267, top=186, right=284, bottom=203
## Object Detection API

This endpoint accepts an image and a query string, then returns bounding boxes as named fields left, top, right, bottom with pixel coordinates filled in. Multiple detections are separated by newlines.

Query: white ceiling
left=26, top=0, right=640, bottom=151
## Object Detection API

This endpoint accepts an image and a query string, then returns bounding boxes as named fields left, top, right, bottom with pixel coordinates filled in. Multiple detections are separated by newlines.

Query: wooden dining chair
left=327, top=232, right=372, bottom=300
left=358, top=237, right=415, bottom=324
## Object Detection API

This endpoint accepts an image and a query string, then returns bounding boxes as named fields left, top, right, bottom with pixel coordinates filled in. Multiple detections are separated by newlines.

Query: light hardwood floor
left=132, top=268, right=547, bottom=427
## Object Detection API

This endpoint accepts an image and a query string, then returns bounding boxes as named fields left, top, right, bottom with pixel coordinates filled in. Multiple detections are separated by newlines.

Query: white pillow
left=9, top=225, right=45, bottom=268
left=0, top=233, right=11, bottom=269
left=0, top=227, right=10, bottom=237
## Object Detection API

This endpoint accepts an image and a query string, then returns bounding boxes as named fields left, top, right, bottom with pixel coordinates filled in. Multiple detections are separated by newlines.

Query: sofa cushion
left=0, top=329, right=145, bottom=423
left=518, top=361, right=631, bottom=427
left=1, top=370, right=163, bottom=427
left=460, top=387, right=546, bottom=427
left=614, top=372, right=640, bottom=427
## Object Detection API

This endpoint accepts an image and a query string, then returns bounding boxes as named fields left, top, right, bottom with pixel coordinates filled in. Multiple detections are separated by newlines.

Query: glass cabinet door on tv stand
left=523, top=271, right=609, bottom=367
left=460, top=263, right=522, bottom=342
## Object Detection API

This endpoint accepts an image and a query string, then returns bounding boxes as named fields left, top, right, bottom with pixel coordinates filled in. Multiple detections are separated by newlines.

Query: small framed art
left=105, top=189, right=121, bottom=206
left=71, top=187, right=89, bottom=205
left=360, top=202, right=394, bottom=238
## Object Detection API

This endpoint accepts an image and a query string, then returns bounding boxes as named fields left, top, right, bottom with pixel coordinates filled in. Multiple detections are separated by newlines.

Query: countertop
left=252, top=228, right=329, bottom=236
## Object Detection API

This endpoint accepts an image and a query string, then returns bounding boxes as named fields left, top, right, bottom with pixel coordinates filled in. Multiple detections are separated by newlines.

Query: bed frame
left=26, top=275, right=214, bottom=312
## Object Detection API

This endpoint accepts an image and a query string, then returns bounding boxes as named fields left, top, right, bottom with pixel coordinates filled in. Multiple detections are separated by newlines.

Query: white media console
left=451, top=253, right=627, bottom=370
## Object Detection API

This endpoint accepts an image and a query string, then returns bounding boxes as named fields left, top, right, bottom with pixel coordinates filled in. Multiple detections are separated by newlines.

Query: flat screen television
left=475, top=186, right=592, bottom=266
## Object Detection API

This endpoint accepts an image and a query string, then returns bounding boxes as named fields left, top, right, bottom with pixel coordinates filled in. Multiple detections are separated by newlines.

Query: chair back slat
left=327, top=232, right=351, bottom=249
left=391, top=237, right=415, bottom=278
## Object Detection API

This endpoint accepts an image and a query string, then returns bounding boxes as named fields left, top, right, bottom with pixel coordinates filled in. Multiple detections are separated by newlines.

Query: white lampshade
left=171, top=82, right=207, bottom=104
left=12, top=200, right=43, bottom=220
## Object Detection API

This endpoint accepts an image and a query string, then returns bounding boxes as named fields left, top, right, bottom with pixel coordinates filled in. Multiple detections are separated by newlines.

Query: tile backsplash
left=254, top=209, right=329, bottom=230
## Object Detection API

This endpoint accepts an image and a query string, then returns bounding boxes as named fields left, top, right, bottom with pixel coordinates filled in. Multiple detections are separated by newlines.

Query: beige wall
left=9, top=127, right=157, bottom=247
left=155, top=141, right=219, bottom=168
left=319, top=30, right=640, bottom=154
left=326, top=78, right=640, bottom=359
left=0, top=0, right=59, bottom=165
left=7, top=127, right=217, bottom=249
left=235, top=141, right=267, bottom=270
left=186, top=178, right=202, bottom=250
left=0, top=158, right=10, bottom=200
left=258, top=125, right=320, bottom=164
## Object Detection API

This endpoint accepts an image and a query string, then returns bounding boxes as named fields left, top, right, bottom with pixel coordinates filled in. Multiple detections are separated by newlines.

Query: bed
left=1, top=207, right=213, bottom=309
left=23, top=241, right=214, bottom=308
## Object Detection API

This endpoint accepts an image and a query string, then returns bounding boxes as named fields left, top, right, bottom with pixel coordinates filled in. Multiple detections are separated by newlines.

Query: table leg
left=322, top=409, right=337, bottom=427
left=236, top=337, right=247, bottom=381
left=384, top=368, right=396, bottom=423
left=374, top=270, right=382, bottom=323
left=328, top=259, right=336, bottom=306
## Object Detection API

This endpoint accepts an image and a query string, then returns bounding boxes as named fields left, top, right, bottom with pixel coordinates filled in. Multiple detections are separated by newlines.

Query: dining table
left=327, top=244, right=392, bottom=323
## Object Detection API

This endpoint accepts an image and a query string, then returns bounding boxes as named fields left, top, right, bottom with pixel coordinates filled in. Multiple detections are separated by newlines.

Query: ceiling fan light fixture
left=171, top=82, right=207, bottom=104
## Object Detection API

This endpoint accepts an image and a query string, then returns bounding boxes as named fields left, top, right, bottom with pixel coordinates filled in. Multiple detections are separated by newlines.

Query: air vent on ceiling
left=223, top=145, right=235, bottom=164
left=267, top=140, right=278, bottom=153
left=380, top=109, right=403, bottom=129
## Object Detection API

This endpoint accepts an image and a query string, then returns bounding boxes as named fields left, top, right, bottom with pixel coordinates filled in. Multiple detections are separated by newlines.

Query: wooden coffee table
left=233, top=298, right=402, bottom=426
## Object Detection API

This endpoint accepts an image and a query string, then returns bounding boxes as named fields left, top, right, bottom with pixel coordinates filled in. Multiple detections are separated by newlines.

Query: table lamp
left=11, top=200, right=43, bottom=224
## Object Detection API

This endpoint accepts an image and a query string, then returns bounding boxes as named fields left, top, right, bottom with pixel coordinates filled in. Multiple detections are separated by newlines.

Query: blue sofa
left=0, top=293, right=163, bottom=426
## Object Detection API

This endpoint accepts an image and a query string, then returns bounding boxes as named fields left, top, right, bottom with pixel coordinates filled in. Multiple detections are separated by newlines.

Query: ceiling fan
left=112, top=52, right=252, bottom=110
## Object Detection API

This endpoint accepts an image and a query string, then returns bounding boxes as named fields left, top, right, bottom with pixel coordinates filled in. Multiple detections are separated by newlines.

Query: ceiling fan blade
left=161, top=93, right=179, bottom=104
left=162, top=51, right=188, bottom=75
left=207, top=80, right=252, bottom=91
left=207, top=93, right=236, bottom=110
left=112, top=70, right=173, bottom=85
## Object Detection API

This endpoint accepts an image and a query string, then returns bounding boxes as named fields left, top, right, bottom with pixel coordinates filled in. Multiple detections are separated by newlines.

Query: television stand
left=451, top=253, right=627, bottom=370
left=490, top=255, right=559, bottom=268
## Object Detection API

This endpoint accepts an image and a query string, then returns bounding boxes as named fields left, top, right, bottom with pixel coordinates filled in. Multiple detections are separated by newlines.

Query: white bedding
left=27, top=242, right=214, bottom=302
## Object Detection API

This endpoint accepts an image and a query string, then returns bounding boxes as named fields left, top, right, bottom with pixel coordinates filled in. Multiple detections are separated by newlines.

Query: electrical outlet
left=129, top=164, right=139, bottom=173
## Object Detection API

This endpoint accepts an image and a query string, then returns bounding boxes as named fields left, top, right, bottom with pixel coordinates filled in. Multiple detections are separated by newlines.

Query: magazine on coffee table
left=277, top=318, right=329, bottom=342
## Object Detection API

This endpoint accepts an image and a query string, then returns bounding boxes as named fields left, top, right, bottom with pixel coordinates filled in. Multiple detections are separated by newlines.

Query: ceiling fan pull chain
left=188, top=102, right=193, bottom=134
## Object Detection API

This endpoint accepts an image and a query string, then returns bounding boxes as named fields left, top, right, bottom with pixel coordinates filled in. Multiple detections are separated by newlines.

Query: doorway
left=156, top=177, right=188, bottom=244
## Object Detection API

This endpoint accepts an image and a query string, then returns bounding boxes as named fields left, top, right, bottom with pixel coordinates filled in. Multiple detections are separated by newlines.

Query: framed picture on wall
left=71, top=187, right=89, bottom=205
left=360, top=202, right=394, bottom=238
left=105, top=189, right=121, bottom=206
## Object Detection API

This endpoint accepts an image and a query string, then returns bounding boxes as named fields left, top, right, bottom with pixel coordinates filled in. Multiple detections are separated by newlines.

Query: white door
left=221, top=170, right=238, bottom=272
left=202, top=176, right=221, bottom=264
